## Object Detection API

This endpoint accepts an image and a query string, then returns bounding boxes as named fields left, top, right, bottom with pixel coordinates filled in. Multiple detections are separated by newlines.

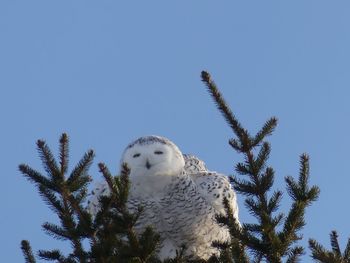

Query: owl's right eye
left=133, top=153, right=141, bottom=158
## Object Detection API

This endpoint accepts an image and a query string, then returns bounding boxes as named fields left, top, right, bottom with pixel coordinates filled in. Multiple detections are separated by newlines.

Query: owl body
left=87, top=136, right=239, bottom=260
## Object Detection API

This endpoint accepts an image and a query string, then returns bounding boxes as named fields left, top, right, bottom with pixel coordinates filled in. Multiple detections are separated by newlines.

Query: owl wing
left=184, top=155, right=239, bottom=224
left=192, top=172, right=239, bottom=221
left=183, top=154, right=208, bottom=174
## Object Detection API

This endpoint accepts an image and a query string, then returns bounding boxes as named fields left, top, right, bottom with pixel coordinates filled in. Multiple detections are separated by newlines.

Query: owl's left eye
left=154, top=151, right=163, bottom=155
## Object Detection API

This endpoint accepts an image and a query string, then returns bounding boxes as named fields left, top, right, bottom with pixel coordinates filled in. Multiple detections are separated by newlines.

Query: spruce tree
left=309, top=231, right=350, bottom=263
left=20, top=133, right=160, bottom=262
left=200, top=71, right=320, bottom=262
left=20, top=71, right=346, bottom=262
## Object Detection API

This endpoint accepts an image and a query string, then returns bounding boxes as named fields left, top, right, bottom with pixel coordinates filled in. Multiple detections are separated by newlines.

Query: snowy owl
left=88, top=136, right=239, bottom=260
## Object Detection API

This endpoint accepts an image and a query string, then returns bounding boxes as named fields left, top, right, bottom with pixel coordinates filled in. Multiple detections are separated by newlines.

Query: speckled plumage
left=87, top=136, right=239, bottom=260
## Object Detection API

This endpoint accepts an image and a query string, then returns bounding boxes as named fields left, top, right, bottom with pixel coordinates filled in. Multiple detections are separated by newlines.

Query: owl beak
left=145, top=160, right=151, bottom=169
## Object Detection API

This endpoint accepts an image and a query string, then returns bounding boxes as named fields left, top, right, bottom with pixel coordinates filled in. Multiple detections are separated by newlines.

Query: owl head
left=121, top=136, right=185, bottom=181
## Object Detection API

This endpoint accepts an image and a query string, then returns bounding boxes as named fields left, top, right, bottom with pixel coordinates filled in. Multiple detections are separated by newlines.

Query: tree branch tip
left=59, top=133, right=69, bottom=143
left=201, top=70, right=211, bottom=82
left=300, top=153, right=309, bottom=161
left=98, top=162, right=106, bottom=170
left=271, top=117, right=278, bottom=123
left=330, top=230, right=338, bottom=237
left=21, top=240, right=30, bottom=247
left=36, top=139, right=46, bottom=147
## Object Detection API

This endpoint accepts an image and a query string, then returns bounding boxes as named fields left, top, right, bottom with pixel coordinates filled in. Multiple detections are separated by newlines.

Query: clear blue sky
left=1, top=1, right=350, bottom=261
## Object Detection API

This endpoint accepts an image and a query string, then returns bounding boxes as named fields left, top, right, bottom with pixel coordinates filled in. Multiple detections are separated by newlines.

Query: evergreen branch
left=98, top=162, right=114, bottom=191
left=232, top=179, right=260, bottom=196
left=298, top=154, right=311, bottom=194
left=91, top=162, right=158, bottom=262
left=138, top=226, right=161, bottom=261
left=245, top=197, right=261, bottom=217
left=307, top=185, right=321, bottom=205
left=21, top=240, right=37, bottom=263
left=259, top=167, right=274, bottom=194
left=235, top=163, right=251, bottom=176
left=309, top=231, right=350, bottom=263
left=68, top=175, right=91, bottom=194
left=280, top=202, right=305, bottom=244
left=252, top=118, right=278, bottom=147
left=118, top=163, right=131, bottom=207
left=267, top=191, right=283, bottom=214
left=243, top=223, right=261, bottom=234
left=20, top=134, right=94, bottom=262
left=37, top=139, right=60, bottom=181
left=285, top=176, right=300, bottom=202
left=282, top=155, right=320, bottom=246
left=286, top=246, right=304, bottom=263
left=309, top=239, right=334, bottom=262
left=279, top=154, right=319, bottom=255
left=67, top=192, right=94, bottom=238
left=90, top=164, right=125, bottom=245
left=59, top=133, right=69, bottom=175
left=38, top=185, right=63, bottom=214
left=19, top=164, right=58, bottom=191
left=254, top=142, right=270, bottom=173
left=230, top=238, right=250, bottom=263
left=97, top=162, right=130, bottom=212
left=42, top=222, right=71, bottom=241
left=229, top=138, right=243, bottom=152
left=215, top=198, right=250, bottom=262
left=201, top=71, right=249, bottom=142
left=67, top=149, right=94, bottom=193
left=330, top=231, right=342, bottom=258
left=58, top=193, right=87, bottom=262
left=272, top=213, right=284, bottom=228
left=344, top=238, right=350, bottom=260
left=38, top=249, right=65, bottom=261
